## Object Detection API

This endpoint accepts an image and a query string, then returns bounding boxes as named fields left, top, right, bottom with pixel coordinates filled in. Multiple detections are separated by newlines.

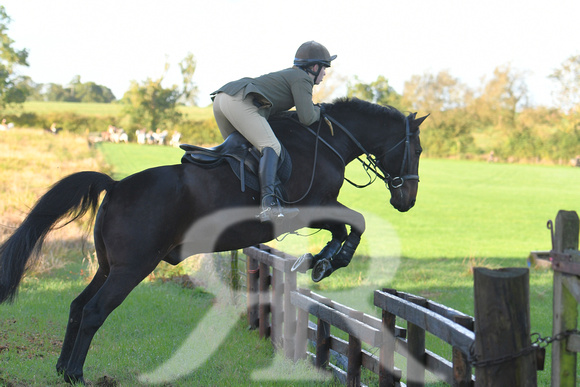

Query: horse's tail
left=0, top=171, right=116, bottom=304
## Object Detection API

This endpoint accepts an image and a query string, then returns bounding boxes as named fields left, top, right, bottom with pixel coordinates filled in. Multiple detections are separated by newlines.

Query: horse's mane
left=270, top=97, right=405, bottom=123
left=325, top=97, right=405, bottom=122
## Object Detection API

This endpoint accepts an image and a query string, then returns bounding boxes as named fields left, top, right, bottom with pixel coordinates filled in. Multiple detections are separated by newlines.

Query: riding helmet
left=293, top=41, right=337, bottom=68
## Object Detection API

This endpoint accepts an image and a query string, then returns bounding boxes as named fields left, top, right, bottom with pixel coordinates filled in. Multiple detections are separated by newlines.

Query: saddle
left=180, top=132, right=292, bottom=194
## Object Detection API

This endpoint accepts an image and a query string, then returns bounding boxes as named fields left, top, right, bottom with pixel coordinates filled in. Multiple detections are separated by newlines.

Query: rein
left=282, top=111, right=418, bottom=205
left=302, top=113, right=419, bottom=189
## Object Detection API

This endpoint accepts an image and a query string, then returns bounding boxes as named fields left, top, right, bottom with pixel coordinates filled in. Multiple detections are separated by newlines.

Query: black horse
left=0, top=97, right=426, bottom=383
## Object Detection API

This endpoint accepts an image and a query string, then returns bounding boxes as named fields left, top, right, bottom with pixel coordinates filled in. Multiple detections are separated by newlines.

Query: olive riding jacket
left=211, top=67, right=320, bottom=126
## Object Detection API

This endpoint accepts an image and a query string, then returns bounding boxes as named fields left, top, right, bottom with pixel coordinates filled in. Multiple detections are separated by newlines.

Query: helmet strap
left=302, top=64, right=323, bottom=83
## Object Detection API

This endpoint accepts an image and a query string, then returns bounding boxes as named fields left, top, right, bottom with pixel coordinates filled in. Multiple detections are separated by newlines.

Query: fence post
left=271, top=267, right=283, bottom=348
left=552, top=210, right=579, bottom=387
left=284, top=268, right=297, bottom=360
left=347, top=310, right=364, bottom=387
left=294, top=288, right=311, bottom=362
left=452, top=314, right=474, bottom=387
left=315, top=297, right=332, bottom=369
left=247, top=255, right=259, bottom=329
left=407, top=295, right=427, bottom=387
left=379, top=288, right=398, bottom=387
left=474, top=267, right=536, bottom=386
left=259, top=262, right=271, bottom=339
left=230, top=250, right=240, bottom=293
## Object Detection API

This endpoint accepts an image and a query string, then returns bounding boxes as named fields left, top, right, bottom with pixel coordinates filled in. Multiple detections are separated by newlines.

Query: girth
left=180, top=132, right=292, bottom=194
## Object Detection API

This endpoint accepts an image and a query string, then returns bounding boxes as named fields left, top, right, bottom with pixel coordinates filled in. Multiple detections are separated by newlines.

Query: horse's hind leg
left=62, top=266, right=154, bottom=384
left=56, top=267, right=108, bottom=374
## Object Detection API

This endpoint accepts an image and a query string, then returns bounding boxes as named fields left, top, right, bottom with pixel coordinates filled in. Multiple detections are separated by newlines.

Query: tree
left=121, top=54, right=199, bottom=131
left=0, top=5, right=29, bottom=108
left=402, top=70, right=474, bottom=157
left=402, top=70, right=471, bottom=112
left=550, top=54, right=580, bottom=113
left=178, top=52, right=199, bottom=106
left=23, top=75, right=116, bottom=103
left=68, top=76, right=116, bottom=103
left=16, top=76, right=42, bottom=100
left=473, top=64, right=529, bottom=128
left=43, top=83, right=69, bottom=102
left=347, top=75, right=402, bottom=108
left=121, top=64, right=182, bottom=132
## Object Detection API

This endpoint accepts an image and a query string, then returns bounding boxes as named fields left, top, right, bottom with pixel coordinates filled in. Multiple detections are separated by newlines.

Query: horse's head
left=315, top=98, right=427, bottom=212
left=374, top=112, right=427, bottom=212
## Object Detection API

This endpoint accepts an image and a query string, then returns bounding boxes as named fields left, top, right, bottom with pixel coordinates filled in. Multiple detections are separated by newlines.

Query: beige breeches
left=213, top=91, right=281, bottom=156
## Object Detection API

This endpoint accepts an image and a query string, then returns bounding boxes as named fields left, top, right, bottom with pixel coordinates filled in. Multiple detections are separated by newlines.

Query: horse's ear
left=412, top=114, right=430, bottom=128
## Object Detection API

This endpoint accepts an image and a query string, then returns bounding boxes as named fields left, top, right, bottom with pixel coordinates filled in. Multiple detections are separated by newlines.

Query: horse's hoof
left=292, top=253, right=313, bottom=273
left=64, top=372, right=86, bottom=385
left=312, top=259, right=333, bottom=282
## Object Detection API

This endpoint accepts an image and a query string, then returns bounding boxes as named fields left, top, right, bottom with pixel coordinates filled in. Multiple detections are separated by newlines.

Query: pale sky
left=2, top=0, right=579, bottom=107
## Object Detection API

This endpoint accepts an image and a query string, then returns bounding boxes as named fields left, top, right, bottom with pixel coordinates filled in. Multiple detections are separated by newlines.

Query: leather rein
left=296, top=113, right=419, bottom=190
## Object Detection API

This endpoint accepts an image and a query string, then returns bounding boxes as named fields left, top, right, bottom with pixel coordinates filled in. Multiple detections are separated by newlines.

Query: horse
left=0, top=97, right=427, bottom=384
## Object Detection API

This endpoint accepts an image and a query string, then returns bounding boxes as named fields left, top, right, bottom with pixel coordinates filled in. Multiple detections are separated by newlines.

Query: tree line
left=2, top=5, right=578, bottom=163
left=345, top=61, right=580, bottom=163
left=23, top=75, right=116, bottom=103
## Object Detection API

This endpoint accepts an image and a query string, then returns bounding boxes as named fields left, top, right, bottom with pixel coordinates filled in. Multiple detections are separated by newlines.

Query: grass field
left=95, top=141, right=579, bottom=385
left=4, top=101, right=215, bottom=120
left=1, top=130, right=579, bottom=385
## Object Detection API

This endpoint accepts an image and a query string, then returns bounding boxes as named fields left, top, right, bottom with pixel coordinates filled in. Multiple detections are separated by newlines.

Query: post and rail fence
left=241, top=243, right=545, bottom=386
left=239, top=211, right=580, bottom=386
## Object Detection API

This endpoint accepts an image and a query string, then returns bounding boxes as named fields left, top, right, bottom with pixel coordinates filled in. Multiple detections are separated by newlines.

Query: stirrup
left=257, top=199, right=299, bottom=223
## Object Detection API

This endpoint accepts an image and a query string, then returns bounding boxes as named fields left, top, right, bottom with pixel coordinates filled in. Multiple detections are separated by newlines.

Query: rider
left=211, top=41, right=336, bottom=222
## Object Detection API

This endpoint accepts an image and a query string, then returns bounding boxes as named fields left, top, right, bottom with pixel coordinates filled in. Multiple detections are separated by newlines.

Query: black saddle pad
left=180, top=132, right=292, bottom=194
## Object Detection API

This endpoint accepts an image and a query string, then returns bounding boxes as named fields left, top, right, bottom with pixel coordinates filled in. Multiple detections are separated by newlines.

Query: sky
left=2, top=0, right=579, bottom=108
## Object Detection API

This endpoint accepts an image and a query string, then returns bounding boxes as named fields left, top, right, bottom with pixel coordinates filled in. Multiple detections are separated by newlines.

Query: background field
left=4, top=101, right=214, bottom=120
left=0, top=129, right=578, bottom=385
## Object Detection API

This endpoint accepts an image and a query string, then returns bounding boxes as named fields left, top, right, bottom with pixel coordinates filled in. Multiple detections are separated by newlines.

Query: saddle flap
left=180, top=132, right=292, bottom=194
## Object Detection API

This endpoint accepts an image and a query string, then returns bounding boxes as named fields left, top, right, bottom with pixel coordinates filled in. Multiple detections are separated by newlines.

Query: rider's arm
left=291, top=77, right=320, bottom=126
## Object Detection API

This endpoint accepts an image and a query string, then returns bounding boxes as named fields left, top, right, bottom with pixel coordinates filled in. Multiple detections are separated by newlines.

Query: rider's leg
left=212, top=92, right=237, bottom=140
left=212, top=91, right=297, bottom=222
left=258, top=147, right=299, bottom=222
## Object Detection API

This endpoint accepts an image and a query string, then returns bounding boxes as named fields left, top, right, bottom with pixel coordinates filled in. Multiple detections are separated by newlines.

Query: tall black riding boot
left=258, top=147, right=299, bottom=222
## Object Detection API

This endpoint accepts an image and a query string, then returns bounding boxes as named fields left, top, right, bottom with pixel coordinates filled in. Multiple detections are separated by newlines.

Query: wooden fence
left=242, top=244, right=495, bottom=386
left=236, top=209, right=580, bottom=386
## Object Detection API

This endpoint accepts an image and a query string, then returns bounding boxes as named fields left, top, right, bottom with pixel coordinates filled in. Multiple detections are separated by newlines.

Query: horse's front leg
left=292, top=223, right=347, bottom=273
left=312, top=229, right=363, bottom=282
left=312, top=206, right=365, bottom=282
left=292, top=205, right=366, bottom=282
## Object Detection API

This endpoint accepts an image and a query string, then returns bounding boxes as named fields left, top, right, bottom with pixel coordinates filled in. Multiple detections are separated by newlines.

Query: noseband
left=322, top=114, right=419, bottom=189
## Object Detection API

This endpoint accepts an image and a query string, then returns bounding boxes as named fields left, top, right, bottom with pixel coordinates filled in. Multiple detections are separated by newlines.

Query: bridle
left=321, top=113, right=420, bottom=190
left=284, top=112, right=420, bottom=205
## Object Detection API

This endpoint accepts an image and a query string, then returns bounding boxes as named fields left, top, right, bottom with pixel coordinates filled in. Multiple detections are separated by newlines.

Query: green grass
left=4, top=101, right=214, bottom=120
left=5, top=101, right=123, bottom=117
left=0, top=255, right=338, bottom=386
left=96, top=142, right=183, bottom=179
left=1, top=138, right=579, bottom=385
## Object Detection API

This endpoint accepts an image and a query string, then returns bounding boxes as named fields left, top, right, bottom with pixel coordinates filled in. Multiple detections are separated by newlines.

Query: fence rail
left=242, top=244, right=479, bottom=386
